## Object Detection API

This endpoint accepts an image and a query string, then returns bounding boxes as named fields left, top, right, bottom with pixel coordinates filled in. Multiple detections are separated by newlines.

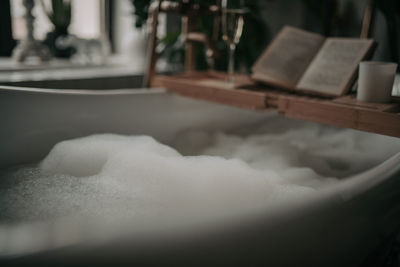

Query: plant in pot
left=42, top=0, right=74, bottom=58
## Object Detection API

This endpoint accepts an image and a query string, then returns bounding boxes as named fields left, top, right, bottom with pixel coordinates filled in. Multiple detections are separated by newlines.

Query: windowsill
left=0, top=55, right=145, bottom=84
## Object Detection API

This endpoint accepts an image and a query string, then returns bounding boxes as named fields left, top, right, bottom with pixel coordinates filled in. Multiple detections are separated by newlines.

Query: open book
left=251, top=26, right=376, bottom=97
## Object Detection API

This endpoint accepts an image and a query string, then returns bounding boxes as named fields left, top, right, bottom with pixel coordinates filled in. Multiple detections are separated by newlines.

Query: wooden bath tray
left=153, top=72, right=400, bottom=138
left=278, top=95, right=400, bottom=138
left=153, top=72, right=287, bottom=110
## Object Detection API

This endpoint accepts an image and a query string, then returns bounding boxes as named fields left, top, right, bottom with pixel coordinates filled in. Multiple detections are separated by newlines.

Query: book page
left=297, top=38, right=375, bottom=96
left=251, top=26, right=325, bottom=89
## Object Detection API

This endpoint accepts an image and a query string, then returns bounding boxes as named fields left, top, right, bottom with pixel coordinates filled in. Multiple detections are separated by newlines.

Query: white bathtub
left=0, top=85, right=400, bottom=267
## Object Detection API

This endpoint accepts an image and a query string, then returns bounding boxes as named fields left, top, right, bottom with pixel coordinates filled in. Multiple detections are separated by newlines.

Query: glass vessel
left=222, top=0, right=245, bottom=85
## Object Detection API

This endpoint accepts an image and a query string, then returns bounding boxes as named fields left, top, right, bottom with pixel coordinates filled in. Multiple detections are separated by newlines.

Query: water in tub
left=0, top=117, right=400, bottom=239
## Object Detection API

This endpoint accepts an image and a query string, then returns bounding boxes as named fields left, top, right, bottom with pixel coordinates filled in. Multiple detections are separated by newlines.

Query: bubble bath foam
left=1, top=117, right=399, bottom=224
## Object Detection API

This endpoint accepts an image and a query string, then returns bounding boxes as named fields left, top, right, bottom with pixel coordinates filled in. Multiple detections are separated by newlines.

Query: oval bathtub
left=0, top=85, right=400, bottom=267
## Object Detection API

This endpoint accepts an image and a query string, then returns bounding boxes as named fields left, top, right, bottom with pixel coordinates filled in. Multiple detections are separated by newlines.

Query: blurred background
left=0, top=0, right=399, bottom=86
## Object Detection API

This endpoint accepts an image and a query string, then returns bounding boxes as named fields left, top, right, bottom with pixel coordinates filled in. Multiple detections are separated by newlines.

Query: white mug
left=357, top=61, right=398, bottom=103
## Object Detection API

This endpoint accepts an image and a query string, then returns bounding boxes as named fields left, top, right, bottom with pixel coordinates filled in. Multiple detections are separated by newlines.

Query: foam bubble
left=1, top=118, right=399, bottom=225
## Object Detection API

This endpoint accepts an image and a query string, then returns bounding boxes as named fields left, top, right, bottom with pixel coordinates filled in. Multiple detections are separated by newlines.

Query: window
left=10, top=0, right=101, bottom=40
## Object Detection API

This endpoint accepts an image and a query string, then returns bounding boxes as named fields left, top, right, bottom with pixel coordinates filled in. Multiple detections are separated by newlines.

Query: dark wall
left=0, top=0, right=16, bottom=56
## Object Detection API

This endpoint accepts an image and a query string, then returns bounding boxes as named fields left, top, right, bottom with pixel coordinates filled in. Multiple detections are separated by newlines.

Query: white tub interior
left=1, top=86, right=400, bottom=267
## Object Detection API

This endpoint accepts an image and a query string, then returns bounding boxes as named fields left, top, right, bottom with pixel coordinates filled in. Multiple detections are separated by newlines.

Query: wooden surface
left=278, top=95, right=400, bottom=138
left=154, top=72, right=273, bottom=110
left=154, top=72, right=400, bottom=138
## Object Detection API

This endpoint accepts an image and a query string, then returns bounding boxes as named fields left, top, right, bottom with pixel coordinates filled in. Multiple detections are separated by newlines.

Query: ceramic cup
left=357, top=61, right=398, bottom=103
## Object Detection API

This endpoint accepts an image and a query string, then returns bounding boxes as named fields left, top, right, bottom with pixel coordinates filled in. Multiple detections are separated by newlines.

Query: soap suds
left=0, top=118, right=399, bottom=224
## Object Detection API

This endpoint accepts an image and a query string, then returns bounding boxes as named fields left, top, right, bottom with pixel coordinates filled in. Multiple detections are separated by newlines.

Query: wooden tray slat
left=154, top=73, right=272, bottom=110
left=278, top=95, right=400, bottom=138
left=154, top=72, right=400, bottom=138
